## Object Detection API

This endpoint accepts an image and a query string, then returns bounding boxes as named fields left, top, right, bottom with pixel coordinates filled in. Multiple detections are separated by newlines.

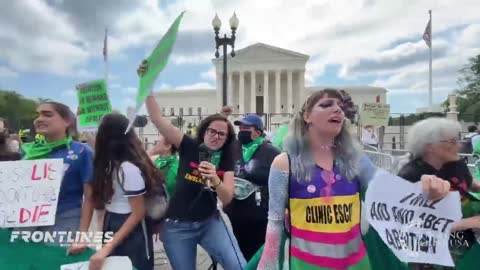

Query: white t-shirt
left=106, top=161, right=146, bottom=214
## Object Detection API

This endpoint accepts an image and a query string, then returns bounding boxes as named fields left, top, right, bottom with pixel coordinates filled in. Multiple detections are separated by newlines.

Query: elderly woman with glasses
left=398, top=117, right=480, bottom=270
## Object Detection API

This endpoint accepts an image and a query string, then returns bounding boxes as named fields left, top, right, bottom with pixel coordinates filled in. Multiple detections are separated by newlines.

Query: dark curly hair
left=195, top=114, right=238, bottom=167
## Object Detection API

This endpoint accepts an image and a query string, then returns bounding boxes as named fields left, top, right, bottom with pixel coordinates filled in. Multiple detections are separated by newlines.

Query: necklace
left=320, top=169, right=336, bottom=203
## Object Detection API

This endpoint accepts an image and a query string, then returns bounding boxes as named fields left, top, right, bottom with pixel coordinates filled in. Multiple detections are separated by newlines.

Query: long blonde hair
left=283, top=89, right=362, bottom=182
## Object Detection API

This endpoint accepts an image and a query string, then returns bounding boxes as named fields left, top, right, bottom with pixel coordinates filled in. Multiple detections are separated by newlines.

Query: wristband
left=213, top=180, right=222, bottom=189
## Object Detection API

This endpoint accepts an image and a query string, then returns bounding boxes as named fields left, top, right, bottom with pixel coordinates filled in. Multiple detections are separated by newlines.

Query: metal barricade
left=363, top=150, right=397, bottom=174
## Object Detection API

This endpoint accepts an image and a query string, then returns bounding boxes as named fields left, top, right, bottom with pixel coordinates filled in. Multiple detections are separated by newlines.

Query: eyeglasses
left=439, top=138, right=459, bottom=145
left=206, top=128, right=227, bottom=139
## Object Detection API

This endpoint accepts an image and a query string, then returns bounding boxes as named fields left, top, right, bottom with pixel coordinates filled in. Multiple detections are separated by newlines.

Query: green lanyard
left=242, top=137, right=264, bottom=163
left=22, top=136, right=73, bottom=160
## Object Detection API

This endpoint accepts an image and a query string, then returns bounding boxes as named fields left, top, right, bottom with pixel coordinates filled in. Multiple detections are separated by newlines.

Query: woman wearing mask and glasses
left=139, top=62, right=246, bottom=270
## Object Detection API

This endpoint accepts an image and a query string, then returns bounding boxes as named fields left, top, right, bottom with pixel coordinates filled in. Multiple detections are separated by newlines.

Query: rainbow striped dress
left=289, top=165, right=371, bottom=270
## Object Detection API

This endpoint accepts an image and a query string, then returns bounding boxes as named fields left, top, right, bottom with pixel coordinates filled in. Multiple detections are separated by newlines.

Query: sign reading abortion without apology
left=365, top=169, right=462, bottom=267
left=0, top=159, right=63, bottom=228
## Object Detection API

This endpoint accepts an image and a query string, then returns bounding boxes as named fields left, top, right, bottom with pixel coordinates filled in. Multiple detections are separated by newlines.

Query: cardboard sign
left=61, top=256, right=132, bottom=270
left=76, top=80, right=112, bottom=132
left=0, top=159, right=64, bottom=228
left=365, top=169, right=462, bottom=267
left=360, top=102, right=390, bottom=126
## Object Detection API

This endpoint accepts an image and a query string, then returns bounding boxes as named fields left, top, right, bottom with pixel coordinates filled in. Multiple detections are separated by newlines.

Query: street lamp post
left=212, top=13, right=239, bottom=107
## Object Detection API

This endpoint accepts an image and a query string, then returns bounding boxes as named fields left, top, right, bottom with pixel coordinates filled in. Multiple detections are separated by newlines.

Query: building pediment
left=214, top=43, right=309, bottom=64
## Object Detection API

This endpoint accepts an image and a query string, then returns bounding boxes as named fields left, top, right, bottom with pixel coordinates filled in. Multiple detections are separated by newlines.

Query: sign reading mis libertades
left=365, top=169, right=462, bottom=267
left=0, top=159, right=64, bottom=228
left=76, top=79, right=112, bottom=132
left=360, top=102, right=390, bottom=127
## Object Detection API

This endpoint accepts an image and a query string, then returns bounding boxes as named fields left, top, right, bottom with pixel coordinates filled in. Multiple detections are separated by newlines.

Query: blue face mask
left=238, top=130, right=253, bottom=145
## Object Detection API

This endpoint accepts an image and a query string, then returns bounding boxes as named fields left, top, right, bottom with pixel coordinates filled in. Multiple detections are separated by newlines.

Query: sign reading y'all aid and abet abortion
left=365, top=169, right=462, bottom=267
left=0, top=159, right=63, bottom=228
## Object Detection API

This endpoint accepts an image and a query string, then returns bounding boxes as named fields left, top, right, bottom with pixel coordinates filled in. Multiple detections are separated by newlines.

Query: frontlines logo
left=10, top=231, right=114, bottom=247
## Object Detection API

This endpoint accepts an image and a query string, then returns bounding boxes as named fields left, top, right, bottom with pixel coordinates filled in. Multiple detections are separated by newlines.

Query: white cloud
left=61, top=89, right=77, bottom=97
left=171, top=53, right=212, bottom=65
left=122, top=97, right=135, bottom=107
left=304, top=68, right=316, bottom=87
left=110, top=83, right=121, bottom=89
left=372, top=24, right=480, bottom=98
left=122, top=86, right=137, bottom=95
left=340, top=39, right=450, bottom=79
left=176, top=82, right=214, bottom=89
left=158, top=83, right=171, bottom=89
left=0, top=1, right=90, bottom=76
left=0, top=66, right=18, bottom=78
left=3, top=0, right=480, bottom=113
left=200, top=67, right=216, bottom=82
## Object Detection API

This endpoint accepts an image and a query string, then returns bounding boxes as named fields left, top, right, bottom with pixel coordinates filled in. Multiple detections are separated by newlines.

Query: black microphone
left=198, top=143, right=213, bottom=163
left=198, top=143, right=214, bottom=189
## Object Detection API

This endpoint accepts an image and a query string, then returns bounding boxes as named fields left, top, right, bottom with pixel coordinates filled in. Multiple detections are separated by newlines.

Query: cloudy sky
left=1, top=0, right=479, bottom=113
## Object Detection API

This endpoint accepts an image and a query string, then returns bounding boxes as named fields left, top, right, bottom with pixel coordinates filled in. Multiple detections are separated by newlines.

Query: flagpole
left=104, top=28, right=109, bottom=93
left=428, top=10, right=432, bottom=110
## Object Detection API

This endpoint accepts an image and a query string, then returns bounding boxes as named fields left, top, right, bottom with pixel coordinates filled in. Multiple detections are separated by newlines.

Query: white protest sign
left=61, top=256, right=133, bottom=270
left=0, top=159, right=63, bottom=228
left=365, top=169, right=462, bottom=267
left=360, top=102, right=390, bottom=126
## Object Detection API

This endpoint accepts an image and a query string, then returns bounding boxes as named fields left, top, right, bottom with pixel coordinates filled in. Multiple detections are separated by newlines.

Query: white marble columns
left=227, top=73, right=233, bottom=106
left=228, top=69, right=304, bottom=114
left=250, top=70, right=256, bottom=113
left=239, top=72, right=245, bottom=113
left=275, top=70, right=281, bottom=113
left=263, top=70, right=269, bottom=113
left=287, top=70, right=293, bottom=113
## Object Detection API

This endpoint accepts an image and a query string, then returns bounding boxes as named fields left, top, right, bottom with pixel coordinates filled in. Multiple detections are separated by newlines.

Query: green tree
left=0, top=90, right=38, bottom=132
left=453, top=54, right=480, bottom=123
left=457, top=54, right=480, bottom=98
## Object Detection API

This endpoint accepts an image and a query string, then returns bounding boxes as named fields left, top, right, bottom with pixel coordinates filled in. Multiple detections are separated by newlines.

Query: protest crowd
left=2, top=14, right=480, bottom=270
left=1, top=60, right=480, bottom=270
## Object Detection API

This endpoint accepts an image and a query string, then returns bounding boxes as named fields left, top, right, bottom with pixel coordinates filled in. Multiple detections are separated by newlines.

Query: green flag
left=136, top=11, right=185, bottom=109
left=125, top=11, right=185, bottom=133
left=76, top=79, right=112, bottom=131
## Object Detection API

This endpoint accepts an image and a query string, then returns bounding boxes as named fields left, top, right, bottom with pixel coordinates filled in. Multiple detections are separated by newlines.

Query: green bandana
left=154, top=155, right=179, bottom=197
left=474, top=167, right=480, bottom=181
left=22, top=136, right=73, bottom=160
left=242, top=137, right=264, bottom=163
left=462, top=192, right=480, bottom=217
left=210, top=151, right=222, bottom=167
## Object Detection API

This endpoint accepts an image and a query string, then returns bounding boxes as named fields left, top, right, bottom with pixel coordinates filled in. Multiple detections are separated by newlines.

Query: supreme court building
left=145, top=43, right=387, bottom=140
